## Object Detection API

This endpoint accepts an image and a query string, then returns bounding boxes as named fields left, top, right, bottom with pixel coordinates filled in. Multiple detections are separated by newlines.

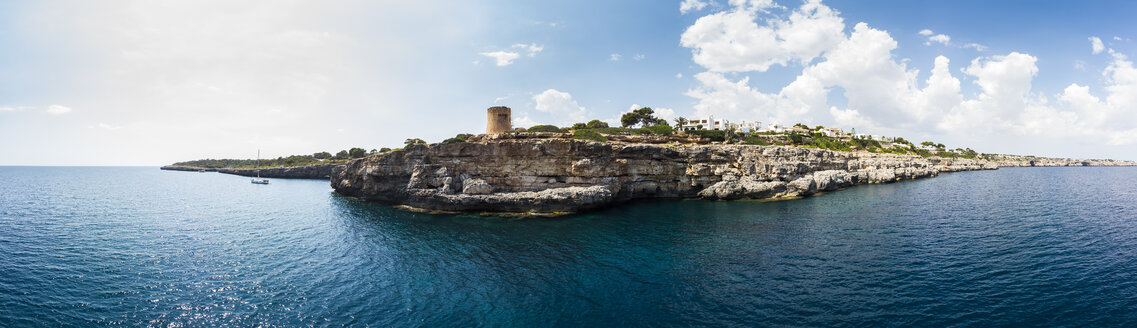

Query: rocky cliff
left=161, top=163, right=341, bottom=179
left=331, top=139, right=1000, bottom=215
left=992, top=157, right=1136, bottom=167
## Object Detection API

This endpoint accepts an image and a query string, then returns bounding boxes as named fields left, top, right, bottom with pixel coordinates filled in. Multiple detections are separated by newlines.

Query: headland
left=328, top=132, right=1134, bottom=216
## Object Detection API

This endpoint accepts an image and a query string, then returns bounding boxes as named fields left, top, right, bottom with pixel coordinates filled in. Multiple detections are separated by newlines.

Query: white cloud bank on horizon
left=1, top=105, right=72, bottom=115
left=680, top=0, right=1137, bottom=151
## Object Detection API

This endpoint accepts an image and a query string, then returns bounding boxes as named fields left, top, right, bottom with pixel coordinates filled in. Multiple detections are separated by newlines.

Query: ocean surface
left=1, top=166, right=1136, bottom=327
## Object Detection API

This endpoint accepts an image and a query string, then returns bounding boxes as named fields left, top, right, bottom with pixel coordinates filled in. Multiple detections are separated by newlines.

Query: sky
left=1, top=0, right=1135, bottom=165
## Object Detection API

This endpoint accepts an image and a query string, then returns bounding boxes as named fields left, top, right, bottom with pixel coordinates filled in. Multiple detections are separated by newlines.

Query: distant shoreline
left=160, top=163, right=341, bottom=180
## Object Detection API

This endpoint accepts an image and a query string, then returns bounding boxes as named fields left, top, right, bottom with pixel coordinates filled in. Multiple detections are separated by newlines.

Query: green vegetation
left=404, top=138, right=426, bottom=147
left=313, top=151, right=332, bottom=159
left=442, top=133, right=474, bottom=144
left=527, top=125, right=564, bottom=133
left=620, top=107, right=668, bottom=128
left=348, top=148, right=367, bottom=158
left=643, top=124, right=673, bottom=135
left=572, top=129, right=608, bottom=142
left=174, top=154, right=349, bottom=169
left=686, top=129, right=726, bottom=141
left=674, top=117, right=689, bottom=127
left=741, top=135, right=769, bottom=145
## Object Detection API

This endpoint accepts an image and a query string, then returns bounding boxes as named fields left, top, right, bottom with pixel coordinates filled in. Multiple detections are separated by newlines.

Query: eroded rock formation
left=331, top=139, right=1000, bottom=215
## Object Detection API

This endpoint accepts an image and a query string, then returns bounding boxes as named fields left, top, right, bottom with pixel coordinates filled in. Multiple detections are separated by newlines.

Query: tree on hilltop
left=621, top=107, right=667, bottom=128
left=404, top=138, right=426, bottom=147
left=674, top=117, right=689, bottom=127
left=349, top=148, right=367, bottom=158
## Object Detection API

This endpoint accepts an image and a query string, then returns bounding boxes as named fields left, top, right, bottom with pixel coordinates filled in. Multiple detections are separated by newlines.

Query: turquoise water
left=2, top=166, right=1136, bottom=327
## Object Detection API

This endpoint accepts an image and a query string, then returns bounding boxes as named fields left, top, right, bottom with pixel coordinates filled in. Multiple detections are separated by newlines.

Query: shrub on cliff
left=594, top=127, right=633, bottom=135
left=643, top=124, right=673, bottom=135
left=442, top=133, right=474, bottom=144
left=587, top=120, right=609, bottom=129
left=528, top=125, right=563, bottom=133
left=742, top=136, right=769, bottom=145
left=572, top=129, right=608, bottom=142
left=348, top=148, right=367, bottom=158
left=404, top=138, right=426, bottom=147
left=333, top=150, right=350, bottom=160
left=313, top=151, right=332, bottom=159
left=686, top=129, right=726, bottom=141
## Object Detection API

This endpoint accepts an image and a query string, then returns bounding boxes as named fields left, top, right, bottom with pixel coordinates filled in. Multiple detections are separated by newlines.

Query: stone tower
left=486, top=106, right=512, bottom=134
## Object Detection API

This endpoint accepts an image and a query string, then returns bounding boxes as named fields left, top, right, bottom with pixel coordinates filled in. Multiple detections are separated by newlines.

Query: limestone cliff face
left=331, top=139, right=998, bottom=214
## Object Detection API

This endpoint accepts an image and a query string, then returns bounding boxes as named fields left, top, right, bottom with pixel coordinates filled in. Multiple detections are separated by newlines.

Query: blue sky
left=2, top=0, right=1135, bottom=165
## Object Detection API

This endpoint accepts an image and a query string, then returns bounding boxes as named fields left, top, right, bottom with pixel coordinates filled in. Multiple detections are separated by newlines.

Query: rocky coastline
left=329, top=137, right=1037, bottom=215
left=161, top=163, right=342, bottom=179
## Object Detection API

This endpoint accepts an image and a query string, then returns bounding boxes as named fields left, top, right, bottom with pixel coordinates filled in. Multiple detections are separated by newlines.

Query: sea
left=1, top=166, right=1136, bottom=327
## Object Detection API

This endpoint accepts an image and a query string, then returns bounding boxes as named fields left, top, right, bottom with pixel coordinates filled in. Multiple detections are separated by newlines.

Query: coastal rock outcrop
left=161, top=163, right=342, bottom=179
left=331, top=139, right=1002, bottom=215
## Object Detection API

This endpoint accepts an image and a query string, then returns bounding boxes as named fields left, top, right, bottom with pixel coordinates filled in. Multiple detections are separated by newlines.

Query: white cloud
left=634, top=54, right=645, bottom=61
left=828, top=106, right=873, bottom=128
left=480, top=43, right=543, bottom=66
left=480, top=51, right=521, bottom=66
left=920, top=29, right=985, bottom=51
left=680, top=0, right=845, bottom=72
left=512, top=43, right=544, bottom=57
left=963, top=43, right=987, bottom=51
left=494, top=96, right=508, bottom=103
left=1, top=106, right=32, bottom=112
left=676, top=73, right=684, bottom=79
left=1089, top=36, right=1105, bottom=54
left=626, top=104, right=676, bottom=121
left=513, top=113, right=538, bottom=128
left=682, top=1, right=1137, bottom=151
left=533, top=89, right=588, bottom=123
left=46, top=105, right=72, bottom=115
left=97, top=123, right=123, bottom=130
left=927, top=34, right=950, bottom=45
left=609, top=53, right=622, bottom=61
left=680, top=0, right=710, bottom=14
left=1114, top=36, right=1123, bottom=41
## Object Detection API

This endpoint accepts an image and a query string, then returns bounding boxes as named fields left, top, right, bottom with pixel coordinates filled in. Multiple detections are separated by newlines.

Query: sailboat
left=251, top=149, right=270, bottom=184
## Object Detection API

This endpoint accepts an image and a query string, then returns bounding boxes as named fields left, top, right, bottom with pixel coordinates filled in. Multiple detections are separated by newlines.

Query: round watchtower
left=486, top=106, right=512, bottom=134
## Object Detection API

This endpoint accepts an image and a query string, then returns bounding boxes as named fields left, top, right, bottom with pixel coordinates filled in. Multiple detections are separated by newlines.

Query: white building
left=822, top=128, right=847, bottom=137
left=680, top=117, right=728, bottom=131
left=731, top=121, right=763, bottom=133
left=759, top=123, right=788, bottom=133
